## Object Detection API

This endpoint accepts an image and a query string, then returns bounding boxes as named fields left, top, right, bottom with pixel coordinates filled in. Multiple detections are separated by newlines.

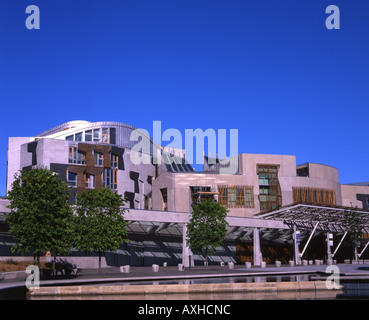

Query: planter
left=261, top=261, right=266, bottom=268
left=120, top=265, right=130, bottom=273
left=275, top=261, right=281, bottom=268
left=245, top=262, right=252, bottom=269
left=152, top=264, right=159, bottom=272
left=228, top=262, right=234, bottom=269
left=289, top=260, right=295, bottom=267
left=178, top=263, right=184, bottom=271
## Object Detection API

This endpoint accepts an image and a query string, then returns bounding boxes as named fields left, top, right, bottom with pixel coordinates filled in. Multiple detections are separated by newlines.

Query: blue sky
left=0, top=0, right=368, bottom=196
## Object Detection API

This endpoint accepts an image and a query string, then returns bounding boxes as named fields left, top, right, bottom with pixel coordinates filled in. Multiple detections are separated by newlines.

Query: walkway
left=2, top=262, right=369, bottom=291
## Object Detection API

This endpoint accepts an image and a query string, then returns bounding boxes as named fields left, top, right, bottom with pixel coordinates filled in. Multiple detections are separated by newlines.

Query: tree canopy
left=342, top=209, right=366, bottom=262
left=74, top=187, right=129, bottom=269
left=6, top=167, right=74, bottom=264
left=186, top=198, right=229, bottom=264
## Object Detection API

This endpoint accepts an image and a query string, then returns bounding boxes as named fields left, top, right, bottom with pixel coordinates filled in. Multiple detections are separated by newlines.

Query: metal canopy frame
left=255, top=203, right=369, bottom=262
left=257, top=203, right=369, bottom=234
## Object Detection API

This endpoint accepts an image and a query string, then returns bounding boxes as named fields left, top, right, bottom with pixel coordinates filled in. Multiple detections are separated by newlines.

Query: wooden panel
left=292, top=187, right=336, bottom=206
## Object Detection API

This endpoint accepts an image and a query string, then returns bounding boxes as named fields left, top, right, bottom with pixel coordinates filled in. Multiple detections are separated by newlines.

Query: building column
left=327, top=232, right=333, bottom=263
left=182, top=223, right=189, bottom=268
left=182, top=223, right=194, bottom=268
left=293, top=225, right=302, bottom=265
left=253, top=228, right=262, bottom=266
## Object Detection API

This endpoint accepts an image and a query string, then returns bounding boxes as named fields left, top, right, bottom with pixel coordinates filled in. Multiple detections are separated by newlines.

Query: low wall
left=0, top=270, right=27, bottom=281
left=27, top=281, right=342, bottom=298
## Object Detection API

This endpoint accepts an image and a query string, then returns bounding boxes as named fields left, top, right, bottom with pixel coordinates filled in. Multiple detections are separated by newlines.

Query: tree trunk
left=53, top=255, right=56, bottom=276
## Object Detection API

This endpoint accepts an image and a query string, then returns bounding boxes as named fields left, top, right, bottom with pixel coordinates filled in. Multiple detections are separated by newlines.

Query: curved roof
left=34, top=120, right=156, bottom=152
left=36, top=120, right=137, bottom=137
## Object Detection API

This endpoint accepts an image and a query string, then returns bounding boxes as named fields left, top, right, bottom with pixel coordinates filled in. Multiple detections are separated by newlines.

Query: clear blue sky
left=0, top=0, right=368, bottom=196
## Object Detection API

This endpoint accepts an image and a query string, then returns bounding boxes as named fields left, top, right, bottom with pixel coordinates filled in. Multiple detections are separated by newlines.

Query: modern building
left=2, top=120, right=369, bottom=266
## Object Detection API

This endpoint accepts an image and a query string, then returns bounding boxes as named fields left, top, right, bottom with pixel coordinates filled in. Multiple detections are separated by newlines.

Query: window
left=93, top=129, right=100, bottom=142
left=258, top=174, right=270, bottom=186
left=102, top=168, right=117, bottom=190
left=66, top=135, right=74, bottom=141
left=68, top=147, right=86, bottom=164
left=94, top=152, right=103, bottom=166
left=85, top=130, right=92, bottom=142
left=102, top=128, right=109, bottom=144
left=75, top=132, right=83, bottom=141
left=190, top=186, right=212, bottom=204
left=67, top=170, right=77, bottom=187
left=111, top=154, right=118, bottom=168
left=68, top=147, right=73, bottom=162
left=218, top=185, right=254, bottom=208
left=85, top=174, right=94, bottom=189
left=227, top=187, right=237, bottom=207
left=259, top=186, right=270, bottom=195
left=161, top=188, right=168, bottom=211
left=257, top=164, right=281, bottom=211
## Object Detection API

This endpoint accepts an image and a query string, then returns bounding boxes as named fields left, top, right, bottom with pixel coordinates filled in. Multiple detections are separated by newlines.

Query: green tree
left=342, top=209, right=365, bottom=263
left=6, top=167, right=74, bottom=267
left=74, top=187, right=129, bottom=271
left=186, top=198, right=229, bottom=265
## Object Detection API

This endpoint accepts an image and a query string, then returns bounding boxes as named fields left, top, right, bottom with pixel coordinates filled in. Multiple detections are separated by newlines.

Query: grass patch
left=0, top=260, right=50, bottom=272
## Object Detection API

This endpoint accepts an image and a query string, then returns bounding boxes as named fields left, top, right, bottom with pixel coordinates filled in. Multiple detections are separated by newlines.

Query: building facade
left=3, top=120, right=369, bottom=266
left=6, top=120, right=369, bottom=215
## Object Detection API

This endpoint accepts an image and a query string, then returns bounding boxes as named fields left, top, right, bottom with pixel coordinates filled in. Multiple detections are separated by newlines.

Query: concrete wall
left=152, top=154, right=347, bottom=217
left=6, top=137, right=32, bottom=194
left=341, top=184, right=369, bottom=208
left=118, top=149, right=156, bottom=210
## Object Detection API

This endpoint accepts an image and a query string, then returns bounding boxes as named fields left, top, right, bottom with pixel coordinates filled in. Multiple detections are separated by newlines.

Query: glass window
left=111, top=154, right=118, bottom=168
left=68, top=147, right=74, bottom=163
left=218, top=185, right=254, bottom=208
left=69, top=147, right=86, bottom=164
left=102, top=128, right=109, bottom=144
left=85, top=174, right=94, bottom=188
left=102, top=168, right=115, bottom=190
left=258, top=174, right=269, bottom=185
left=77, top=151, right=86, bottom=164
left=190, top=186, right=212, bottom=204
left=259, top=186, right=270, bottom=195
left=114, top=170, right=117, bottom=185
left=85, top=130, right=92, bottom=142
left=67, top=170, right=77, bottom=187
left=94, top=152, right=103, bottom=166
left=227, top=187, right=237, bottom=207
left=66, top=135, right=74, bottom=141
left=93, top=129, right=100, bottom=142
left=75, top=132, right=83, bottom=141
left=161, top=188, right=168, bottom=211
